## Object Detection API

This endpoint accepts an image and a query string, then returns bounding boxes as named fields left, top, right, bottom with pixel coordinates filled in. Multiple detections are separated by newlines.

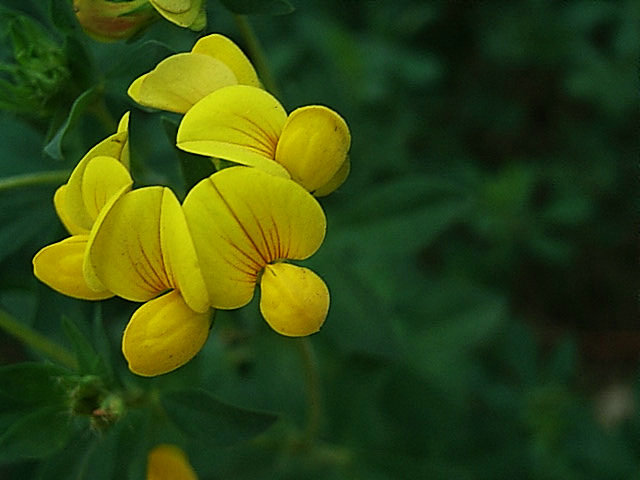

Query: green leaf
left=219, top=0, right=294, bottom=15
left=161, top=389, right=278, bottom=445
left=44, top=87, right=99, bottom=161
left=0, top=406, right=72, bottom=462
left=62, top=316, right=107, bottom=377
left=0, top=184, right=58, bottom=264
left=0, top=362, right=69, bottom=406
left=161, top=117, right=216, bottom=193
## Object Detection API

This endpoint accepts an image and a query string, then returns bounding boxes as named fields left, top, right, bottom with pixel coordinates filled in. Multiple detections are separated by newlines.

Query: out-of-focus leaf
left=44, top=87, right=99, bottom=161
left=161, top=116, right=215, bottom=193
left=161, top=388, right=278, bottom=445
left=0, top=406, right=72, bottom=462
left=62, top=316, right=107, bottom=377
left=404, top=286, right=507, bottom=391
left=0, top=362, right=69, bottom=405
left=219, top=0, right=294, bottom=15
left=0, top=184, right=58, bottom=264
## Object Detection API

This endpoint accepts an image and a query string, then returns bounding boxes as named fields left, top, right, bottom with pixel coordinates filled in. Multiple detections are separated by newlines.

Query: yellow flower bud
left=73, top=0, right=157, bottom=42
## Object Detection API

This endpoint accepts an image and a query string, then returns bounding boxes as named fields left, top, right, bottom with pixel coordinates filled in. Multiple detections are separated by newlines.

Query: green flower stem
left=89, top=93, right=117, bottom=133
left=297, top=336, right=322, bottom=446
left=0, top=170, right=70, bottom=192
left=233, top=15, right=281, bottom=98
left=0, top=308, right=77, bottom=369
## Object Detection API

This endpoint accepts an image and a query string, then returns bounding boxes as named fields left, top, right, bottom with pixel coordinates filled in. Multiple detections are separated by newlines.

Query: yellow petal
left=32, top=235, right=113, bottom=300
left=117, top=111, right=130, bottom=133
left=177, top=85, right=289, bottom=178
left=127, top=53, right=238, bottom=114
left=82, top=183, right=132, bottom=293
left=54, top=185, right=88, bottom=236
left=149, top=0, right=202, bottom=27
left=122, top=291, right=211, bottom=377
left=117, top=111, right=131, bottom=169
left=313, top=155, right=350, bottom=197
left=84, top=129, right=129, bottom=167
left=87, top=187, right=172, bottom=302
left=275, top=106, right=351, bottom=192
left=183, top=167, right=326, bottom=309
left=81, top=156, right=133, bottom=221
left=160, top=188, right=209, bottom=313
left=259, top=263, right=329, bottom=337
left=147, top=444, right=198, bottom=480
left=64, top=139, right=131, bottom=231
left=191, top=34, right=260, bottom=88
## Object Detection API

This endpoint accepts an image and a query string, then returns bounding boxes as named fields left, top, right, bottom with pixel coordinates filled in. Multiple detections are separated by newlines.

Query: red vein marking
left=198, top=199, right=264, bottom=271
left=210, top=180, right=269, bottom=265
left=233, top=112, right=280, bottom=148
left=125, top=242, right=163, bottom=294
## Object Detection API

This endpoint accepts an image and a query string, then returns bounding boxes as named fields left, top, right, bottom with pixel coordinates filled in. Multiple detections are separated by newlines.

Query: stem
left=0, top=170, right=69, bottom=192
left=233, top=15, right=281, bottom=97
left=297, top=336, right=321, bottom=446
left=89, top=85, right=118, bottom=133
left=0, top=308, right=77, bottom=369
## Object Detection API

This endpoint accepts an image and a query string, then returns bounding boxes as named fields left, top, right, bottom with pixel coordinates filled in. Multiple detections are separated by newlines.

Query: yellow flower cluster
left=33, top=34, right=350, bottom=377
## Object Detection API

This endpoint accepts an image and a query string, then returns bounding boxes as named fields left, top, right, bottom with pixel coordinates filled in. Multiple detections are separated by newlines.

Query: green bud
left=0, top=10, right=70, bottom=117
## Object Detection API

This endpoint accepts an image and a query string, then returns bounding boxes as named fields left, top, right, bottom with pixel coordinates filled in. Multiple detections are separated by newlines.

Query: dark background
left=0, top=0, right=638, bottom=478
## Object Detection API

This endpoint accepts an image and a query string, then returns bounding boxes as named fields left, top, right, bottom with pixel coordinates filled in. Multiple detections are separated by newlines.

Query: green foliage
left=161, top=389, right=279, bottom=445
left=219, top=0, right=295, bottom=16
left=0, top=0, right=638, bottom=478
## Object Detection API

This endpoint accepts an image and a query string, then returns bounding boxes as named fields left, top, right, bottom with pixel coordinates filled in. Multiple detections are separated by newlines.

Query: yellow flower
left=183, top=166, right=329, bottom=337
left=32, top=113, right=132, bottom=300
left=128, top=34, right=259, bottom=114
left=177, top=85, right=351, bottom=196
left=147, top=444, right=197, bottom=480
left=73, top=0, right=157, bottom=42
left=86, top=186, right=211, bottom=376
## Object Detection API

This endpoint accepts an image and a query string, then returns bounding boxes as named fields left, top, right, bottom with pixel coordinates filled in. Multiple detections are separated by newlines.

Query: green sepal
left=161, top=388, right=278, bottom=445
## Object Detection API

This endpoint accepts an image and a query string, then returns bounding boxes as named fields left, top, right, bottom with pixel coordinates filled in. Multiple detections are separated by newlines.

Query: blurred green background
left=0, top=0, right=638, bottom=478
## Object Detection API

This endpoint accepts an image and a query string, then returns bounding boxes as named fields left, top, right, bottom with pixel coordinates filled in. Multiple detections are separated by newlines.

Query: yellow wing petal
left=160, top=188, right=209, bottom=313
left=259, top=263, right=329, bottom=337
left=80, top=155, right=133, bottom=221
left=127, top=53, right=238, bottom=114
left=32, top=235, right=113, bottom=300
left=275, top=105, right=351, bottom=192
left=147, top=444, right=198, bottom=480
left=54, top=185, right=88, bottom=236
left=183, top=167, right=326, bottom=309
left=177, top=85, right=289, bottom=178
left=87, top=187, right=171, bottom=302
left=122, top=291, right=211, bottom=377
left=192, top=34, right=260, bottom=88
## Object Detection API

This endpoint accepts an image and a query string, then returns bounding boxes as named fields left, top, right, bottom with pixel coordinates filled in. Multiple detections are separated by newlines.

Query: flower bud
left=73, top=0, right=157, bottom=42
left=0, top=12, right=70, bottom=117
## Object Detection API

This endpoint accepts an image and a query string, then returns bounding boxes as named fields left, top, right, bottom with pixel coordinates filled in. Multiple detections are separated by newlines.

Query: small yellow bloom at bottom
left=147, top=444, right=197, bottom=480
left=259, top=263, right=329, bottom=337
